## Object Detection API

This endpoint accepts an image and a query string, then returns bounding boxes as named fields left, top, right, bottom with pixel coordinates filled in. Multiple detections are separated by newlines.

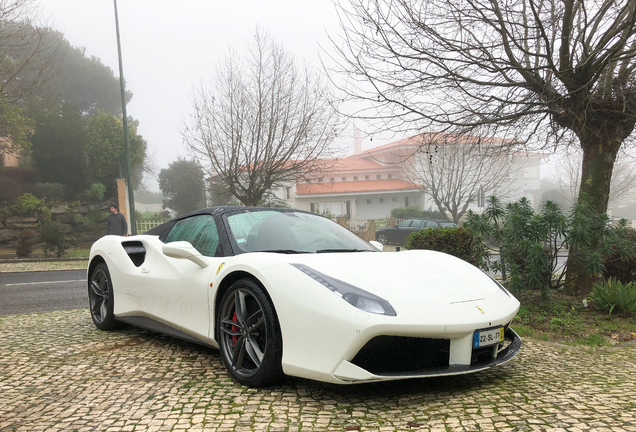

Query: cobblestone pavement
left=1, top=309, right=635, bottom=432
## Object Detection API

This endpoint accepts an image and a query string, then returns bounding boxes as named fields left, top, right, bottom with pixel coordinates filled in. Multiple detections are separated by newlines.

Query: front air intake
left=351, top=336, right=450, bottom=376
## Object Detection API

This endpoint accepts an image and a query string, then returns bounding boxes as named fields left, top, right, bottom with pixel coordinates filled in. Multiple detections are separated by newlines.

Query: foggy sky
left=39, top=0, right=353, bottom=190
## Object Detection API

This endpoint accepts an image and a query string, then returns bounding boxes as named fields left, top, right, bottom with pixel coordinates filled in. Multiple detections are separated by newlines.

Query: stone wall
left=0, top=202, right=110, bottom=249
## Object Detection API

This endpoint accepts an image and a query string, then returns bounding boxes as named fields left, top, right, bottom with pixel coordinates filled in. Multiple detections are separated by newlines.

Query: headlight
left=291, top=263, right=396, bottom=316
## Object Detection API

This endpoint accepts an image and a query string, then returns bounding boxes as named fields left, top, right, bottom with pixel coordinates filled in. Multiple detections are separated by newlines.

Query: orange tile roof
left=312, top=157, right=387, bottom=172
left=296, top=179, right=422, bottom=195
left=361, top=133, right=519, bottom=156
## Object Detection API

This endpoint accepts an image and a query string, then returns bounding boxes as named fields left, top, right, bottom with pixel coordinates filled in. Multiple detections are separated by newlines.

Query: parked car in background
left=375, top=219, right=436, bottom=245
left=375, top=218, right=458, bottom=245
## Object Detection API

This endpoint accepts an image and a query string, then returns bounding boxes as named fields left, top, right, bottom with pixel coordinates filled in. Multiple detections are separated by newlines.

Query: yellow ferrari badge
left=216, top=262, right=225, bottom=275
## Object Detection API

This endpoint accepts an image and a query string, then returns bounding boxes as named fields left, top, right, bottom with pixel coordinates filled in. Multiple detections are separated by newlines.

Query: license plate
left=473, top=327, right=504, bottom=348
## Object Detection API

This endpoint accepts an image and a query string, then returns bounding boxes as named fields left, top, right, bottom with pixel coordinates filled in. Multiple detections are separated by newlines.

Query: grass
left=66, top=248, right=90, bottom=258
left=511, top=290, right=636, bottom=347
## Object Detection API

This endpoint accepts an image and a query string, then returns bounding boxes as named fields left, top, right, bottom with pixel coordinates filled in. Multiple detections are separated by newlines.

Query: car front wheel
left=217, top=278, right=283, bottom=387
left=88, top=263, right=119, bottom=330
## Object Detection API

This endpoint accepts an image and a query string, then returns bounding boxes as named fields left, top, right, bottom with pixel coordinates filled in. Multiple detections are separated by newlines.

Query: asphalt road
left=0, top=269, right=87, bottom=316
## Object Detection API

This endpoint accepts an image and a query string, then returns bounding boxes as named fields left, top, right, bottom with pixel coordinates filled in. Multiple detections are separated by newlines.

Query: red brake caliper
left=231, top=312, right=238, bottom=345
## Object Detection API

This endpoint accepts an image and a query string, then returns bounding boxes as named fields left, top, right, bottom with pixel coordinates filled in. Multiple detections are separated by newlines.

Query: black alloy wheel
left=88, top=263, right=119, bottom=330
left=217, top=278, right=283, bottom=387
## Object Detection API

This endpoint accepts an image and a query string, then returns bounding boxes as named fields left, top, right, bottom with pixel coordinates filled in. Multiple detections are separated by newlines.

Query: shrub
left=405, top=227, right=489, bottom=270
left=38, top=219, right=68, bottom=257
left=32, top=183, right=64, bottom=201
left=590, top=278, right=636, bottom=316
left=15, top=228, right=37, bottom=258
left=85, top=183, right=106, bottom=202
left=14, top=193, right=44, bottom=215
left=603, top=227, right=636, bottom=283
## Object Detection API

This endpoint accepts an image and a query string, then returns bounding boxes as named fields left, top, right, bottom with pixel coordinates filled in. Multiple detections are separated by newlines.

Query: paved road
left=0, top=309, right=635, bottom=432
left=0, top=270, right=87, bottom=316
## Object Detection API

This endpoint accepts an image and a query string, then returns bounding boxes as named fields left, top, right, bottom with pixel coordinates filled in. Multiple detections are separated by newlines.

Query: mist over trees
left=183, top=30, right=342, bottom=206
left=0, top=0, right=148, bottom=201
left=158, top=158, right=206, bottom=216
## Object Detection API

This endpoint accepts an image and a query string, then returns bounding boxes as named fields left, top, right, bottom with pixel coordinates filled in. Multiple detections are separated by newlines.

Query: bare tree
left=556, top=148, right=636, bottom=205
left=404, top=134, right=525, bottom=223
left=183, top=30, right=342, bottom=206
left=331, top=0, right=636, bottom=218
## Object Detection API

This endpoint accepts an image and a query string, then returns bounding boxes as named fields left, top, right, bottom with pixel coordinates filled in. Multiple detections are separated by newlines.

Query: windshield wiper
left=257, top=249, right=309, bottom=254
left=315, top=249, right=374, bottom=253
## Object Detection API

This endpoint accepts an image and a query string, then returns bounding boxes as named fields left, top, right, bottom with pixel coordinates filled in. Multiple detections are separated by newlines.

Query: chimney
left=353, top=128, right=362, bottom=155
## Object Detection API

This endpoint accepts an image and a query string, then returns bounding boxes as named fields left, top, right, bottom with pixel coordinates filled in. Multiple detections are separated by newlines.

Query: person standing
left=106, top=205, right=128, bottom=236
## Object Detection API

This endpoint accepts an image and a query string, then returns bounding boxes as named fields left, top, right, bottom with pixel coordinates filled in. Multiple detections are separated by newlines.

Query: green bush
left=464, top=196, right=635, bottom=297
left=85, top=183, right=106, bottom=202
left=15, top=228, right=37, bottom=258
left=405, top=227, right=489, bottom=270
left=32, top=183, right=65, bottom=201
left=590, top=278, right=636, bottom=316
left=38, top=219, right=68, bottom=257
left=603, top=227, right=636, bottom=283
left=14, top=193, right=44, bottom=215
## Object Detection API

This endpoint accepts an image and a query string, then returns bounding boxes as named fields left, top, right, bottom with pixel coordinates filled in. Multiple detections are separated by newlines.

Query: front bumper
left=332, top=328, right=522, bottom=382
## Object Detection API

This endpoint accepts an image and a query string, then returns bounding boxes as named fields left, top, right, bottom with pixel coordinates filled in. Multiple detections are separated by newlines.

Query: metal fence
left=136, top=220, right=168, bottom=234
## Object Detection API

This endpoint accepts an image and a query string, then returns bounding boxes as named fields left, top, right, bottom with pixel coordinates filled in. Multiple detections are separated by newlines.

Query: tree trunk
left=564, top=135, right=620, bottom=295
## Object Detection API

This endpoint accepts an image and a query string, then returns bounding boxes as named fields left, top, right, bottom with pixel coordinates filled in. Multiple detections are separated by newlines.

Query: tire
left=88, top=263, right=119, bottom=330
left=376, top=233, right=389, bottom=245
left=217, top=278, right=283, bottom=387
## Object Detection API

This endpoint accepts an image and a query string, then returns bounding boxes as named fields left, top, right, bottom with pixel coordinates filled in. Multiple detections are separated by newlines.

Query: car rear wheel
left=376, top=233, right=388, bottom=244
left=88, top=263, right=119, bottom=330
left=217, top=278, right=283, bottom=387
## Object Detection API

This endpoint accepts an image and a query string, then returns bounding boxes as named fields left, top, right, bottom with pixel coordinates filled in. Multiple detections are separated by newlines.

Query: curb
left=0, top=257, right=89, bottom=264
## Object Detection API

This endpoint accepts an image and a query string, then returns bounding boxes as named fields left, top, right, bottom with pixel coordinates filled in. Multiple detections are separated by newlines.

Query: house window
left=405, top=196, right=409, bottom=206
left=388, top=174, right=392, bottom=179
left=366, top=199, right=372, bottom=204
left=342, top=177, right=347, bottom=181
left=392, top=198, right=397, bottom=202
left=365, top=175, right=370, bottom=180
left=330, top=177, right=335, bottom=182
left=379, top=198, right=385, bottom=203
left=310, top=203, right=316, bottom=213
left=376, top=175, right=381, bottom=179
left=285, top=187, right=291, bottom=200
left=354, top=176, right=358, bottom=180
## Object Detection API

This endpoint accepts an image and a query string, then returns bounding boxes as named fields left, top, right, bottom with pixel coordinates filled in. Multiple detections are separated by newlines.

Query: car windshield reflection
left=227, top=210, right=376, bottom=254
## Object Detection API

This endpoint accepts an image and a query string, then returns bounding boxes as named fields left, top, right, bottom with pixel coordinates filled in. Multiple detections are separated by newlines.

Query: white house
left=274, top=131, right=542, bottom=217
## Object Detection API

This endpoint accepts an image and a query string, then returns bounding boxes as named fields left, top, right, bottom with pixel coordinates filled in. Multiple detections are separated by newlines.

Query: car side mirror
left=162, top=241, right=209, bottom=268
left=369, top=240, right=384, bottom=251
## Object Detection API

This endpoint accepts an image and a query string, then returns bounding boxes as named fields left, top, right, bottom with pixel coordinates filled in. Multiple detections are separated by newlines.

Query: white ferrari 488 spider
left=88, top=206, right=521, bottom=387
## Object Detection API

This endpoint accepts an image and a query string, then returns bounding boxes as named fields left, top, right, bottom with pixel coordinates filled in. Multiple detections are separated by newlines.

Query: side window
left=411, top=220, right=424, bottom=228
left=165, top=215, right=220, bottom=257
left=397, top=220, right=412, bottom=228
left=425, top=221, right=437, bottom=228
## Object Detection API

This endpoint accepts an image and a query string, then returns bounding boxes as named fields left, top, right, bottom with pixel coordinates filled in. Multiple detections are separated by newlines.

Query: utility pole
left=113, top=0, right=136, bottom=235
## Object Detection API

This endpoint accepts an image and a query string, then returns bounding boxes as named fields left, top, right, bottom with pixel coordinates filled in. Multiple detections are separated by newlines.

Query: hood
left=285, top=250, right=499, bottom=306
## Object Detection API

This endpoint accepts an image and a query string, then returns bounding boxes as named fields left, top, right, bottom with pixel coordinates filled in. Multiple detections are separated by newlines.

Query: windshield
left=226, top=210, right=377, bottom=254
